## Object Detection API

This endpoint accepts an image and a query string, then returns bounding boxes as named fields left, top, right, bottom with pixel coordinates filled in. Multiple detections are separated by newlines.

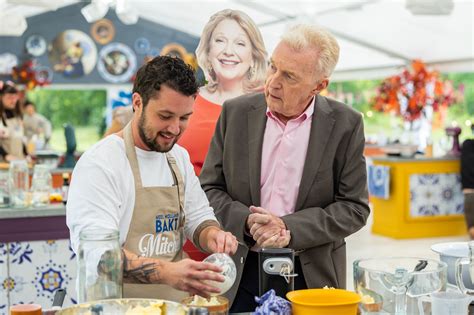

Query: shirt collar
left=266, top=96, right=316, bottom=123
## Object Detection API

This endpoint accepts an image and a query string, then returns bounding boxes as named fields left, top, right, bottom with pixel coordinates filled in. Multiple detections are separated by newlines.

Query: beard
left=137, top=110, right=179, bottom=153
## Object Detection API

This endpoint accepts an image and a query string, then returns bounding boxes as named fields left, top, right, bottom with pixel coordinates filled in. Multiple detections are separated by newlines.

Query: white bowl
left=431, top=242, right=473, bottom=289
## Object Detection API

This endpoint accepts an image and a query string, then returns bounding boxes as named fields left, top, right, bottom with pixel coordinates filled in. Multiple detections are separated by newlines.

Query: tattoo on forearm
left=122, top=249, right=159, bottom=284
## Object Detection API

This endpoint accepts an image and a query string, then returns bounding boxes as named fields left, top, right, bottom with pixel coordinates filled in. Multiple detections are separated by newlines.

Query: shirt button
left=240, top=257, right=245, bottom=264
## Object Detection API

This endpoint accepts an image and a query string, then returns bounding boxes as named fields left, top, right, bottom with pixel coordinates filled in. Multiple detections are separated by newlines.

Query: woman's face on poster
left=208, top=19, right=253, bottom=84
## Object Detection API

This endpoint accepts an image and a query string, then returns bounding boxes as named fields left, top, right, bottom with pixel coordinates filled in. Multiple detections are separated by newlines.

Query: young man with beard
left=67, top=56, right=238, bottom=301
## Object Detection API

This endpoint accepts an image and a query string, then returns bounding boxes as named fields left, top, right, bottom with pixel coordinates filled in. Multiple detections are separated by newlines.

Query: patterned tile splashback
left=410, top=173, right=464, bottom=217
left=0, top=243, right=8, bottom=314
left=0, top=239, right=77, bottom=315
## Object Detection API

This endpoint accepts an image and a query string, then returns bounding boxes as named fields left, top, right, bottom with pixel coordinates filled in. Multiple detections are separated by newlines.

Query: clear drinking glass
left=8, top=159, right=30, bottom=208
left=0, top=171, right=10, bottom=207
left=31, top=164, right=52, bottom=207
left=77, top=229, right=123, bottom=303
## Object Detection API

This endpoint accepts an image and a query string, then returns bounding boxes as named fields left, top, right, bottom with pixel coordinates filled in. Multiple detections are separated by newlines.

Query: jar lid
left=10, top=304, right=42, bottom=315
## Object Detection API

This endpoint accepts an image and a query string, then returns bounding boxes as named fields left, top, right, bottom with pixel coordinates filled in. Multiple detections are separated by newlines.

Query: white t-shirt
left=66, top=135, right=218, bottom=254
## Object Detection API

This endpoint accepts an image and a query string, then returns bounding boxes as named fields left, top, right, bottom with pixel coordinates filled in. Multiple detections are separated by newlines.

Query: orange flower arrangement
left=372, top=60, right=454, bottom=121
left=12, top=60, right=51, bottom=90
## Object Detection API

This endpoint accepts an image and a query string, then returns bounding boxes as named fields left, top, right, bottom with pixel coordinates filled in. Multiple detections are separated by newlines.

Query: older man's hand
left=248, top=206, right=289, bottom=247
left=260, top=229, right=291, bottom=248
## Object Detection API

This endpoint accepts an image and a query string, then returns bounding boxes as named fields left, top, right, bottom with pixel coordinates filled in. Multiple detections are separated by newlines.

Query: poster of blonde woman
left=178, top=9, right=267, bottom=261
left=178, top=9, right=267, bottom=176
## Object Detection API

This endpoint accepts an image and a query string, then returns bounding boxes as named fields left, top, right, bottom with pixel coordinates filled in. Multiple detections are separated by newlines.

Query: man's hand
left=200, top=226, right=238, bottom=255
left=161, top=259, right=226, bottom=298
left=260, top=229, right=291, bottom=248
left=247, top=206, right=290, bottom=248
left=122, top=248, right=226, bottom=298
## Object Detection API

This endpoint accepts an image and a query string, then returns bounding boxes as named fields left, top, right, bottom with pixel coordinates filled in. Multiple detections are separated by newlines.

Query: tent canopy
left=2, top=0, right=474, bottom=80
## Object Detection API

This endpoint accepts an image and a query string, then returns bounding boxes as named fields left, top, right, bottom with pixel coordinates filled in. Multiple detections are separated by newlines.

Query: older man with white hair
left=200, top=24, right=370, bottom=312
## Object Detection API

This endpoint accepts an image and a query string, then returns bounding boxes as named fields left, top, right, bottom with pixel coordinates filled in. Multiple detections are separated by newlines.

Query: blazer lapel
left=295, top=95, right=335, bottom=210
left=248, top=100, right=267, bottom=206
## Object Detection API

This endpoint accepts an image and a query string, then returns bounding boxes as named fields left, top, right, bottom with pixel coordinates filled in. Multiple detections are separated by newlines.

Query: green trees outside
left=26, top=89, right=106, bottom=151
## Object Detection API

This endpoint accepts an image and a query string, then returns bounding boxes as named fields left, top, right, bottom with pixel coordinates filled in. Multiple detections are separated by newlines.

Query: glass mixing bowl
left=203, top=253, right=237, bottom=296
left=353, top=257, right=447, bottom=315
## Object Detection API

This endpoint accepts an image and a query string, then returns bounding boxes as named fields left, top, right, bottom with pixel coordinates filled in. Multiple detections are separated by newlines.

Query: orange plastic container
left=10, top=304, right=42, bottom=315
left=287, top=289, right=361, bottom=315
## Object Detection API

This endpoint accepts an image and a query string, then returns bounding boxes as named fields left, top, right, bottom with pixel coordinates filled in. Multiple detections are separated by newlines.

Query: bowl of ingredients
left=182, top=295, right=229, bottom=315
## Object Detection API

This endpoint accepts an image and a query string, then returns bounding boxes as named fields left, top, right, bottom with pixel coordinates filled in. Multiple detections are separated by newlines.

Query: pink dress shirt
left=260, top=97, right=315, bottom=217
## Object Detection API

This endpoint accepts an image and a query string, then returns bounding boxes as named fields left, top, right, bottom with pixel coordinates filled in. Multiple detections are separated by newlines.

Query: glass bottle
left=77, top=229, right=123, bottom=303
left=61, top=173, right=70, bottom=205
left=31, top=164, right=52, bottom=207
left=8, top=159, right=29, bottom=208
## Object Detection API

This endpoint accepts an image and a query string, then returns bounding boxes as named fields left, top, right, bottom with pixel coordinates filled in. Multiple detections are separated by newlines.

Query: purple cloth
left=252, top=289, right=291, bottom=315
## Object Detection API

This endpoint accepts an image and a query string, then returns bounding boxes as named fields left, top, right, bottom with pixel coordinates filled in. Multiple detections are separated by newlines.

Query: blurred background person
left=462, top=125, right=474, bottom=238
left=103, top=105, right=133, bottom=137
left=0, top=81, right=26, bottom=161
left=178, top=9, right=267, bottom=260
left=23, top=99, right=52, bottom=150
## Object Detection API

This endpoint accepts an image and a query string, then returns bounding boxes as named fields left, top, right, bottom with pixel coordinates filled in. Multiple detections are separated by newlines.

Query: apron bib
left=2, top=116, right=24, bottom=158
left=122, top=123, right=188, bottom=301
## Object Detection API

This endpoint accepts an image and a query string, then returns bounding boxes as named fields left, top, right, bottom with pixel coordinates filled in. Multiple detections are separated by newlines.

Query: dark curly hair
left=132, top=56, right=198, bottom=108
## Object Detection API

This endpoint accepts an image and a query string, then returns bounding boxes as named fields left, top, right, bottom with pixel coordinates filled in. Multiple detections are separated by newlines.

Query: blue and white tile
left=410, top=173, right=463, bottom=217
left=8, top=241, right=38, bottom=307
left=437, top=173, right=463, bottom=215
left=0, top=242, right=9, bottom=315
left=54, top=239, right=77, bottom=307
left=33, top=240, right=73, bottom=308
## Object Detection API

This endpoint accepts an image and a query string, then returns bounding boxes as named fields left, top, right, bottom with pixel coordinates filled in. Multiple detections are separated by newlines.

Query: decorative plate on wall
left=48, top=30, right=98, bottom=78
left=134, top=37, right=150, bottom=54
left=91, top=19, right=115, bottom=45
left=0, top=53, right=18, bottom=75
left=25, top=35, right=47, bottom=57
left=147, top=47, right=161, bottom=58
left=160, top=43, right=188, bottom=59
left=98, top=43, right=137, bottom=83
left=35, top=66, right=54, bottom=85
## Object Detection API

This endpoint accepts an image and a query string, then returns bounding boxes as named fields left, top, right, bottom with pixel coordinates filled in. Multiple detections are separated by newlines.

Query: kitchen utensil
left=52, top=288, right=66, bottom=307
left=8, top=159, right=29, bottom=208
left=181, top=296, right=228, bottom=315
left=353, top=257, right=447, bottom=315
left=31, top=164, right=52, bottom=207
left=77, top=229, right=122, bottom=303
left=258, top=248, right=297, bottom=298
left=286, top=288, right=360, bottom=315
left=418, top=291, right=473, bottom=315
left=56, top=298, right=187, bottom=314
left=202, top=253, right=236, bottom=296
left=0, top=170, right=10, bottom=207
left=431, top=242, right=474, bottom=289
left=456, top=240, right=474, bottom=294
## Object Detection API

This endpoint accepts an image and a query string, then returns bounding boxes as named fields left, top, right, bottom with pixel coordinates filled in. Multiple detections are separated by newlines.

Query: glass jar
left=8, top=159, right=29, bottom=208
left=77, top=229, right=123, bottom=303
left=0, top=170, right=10, bottom=208
left=31, top=164, right=52, bottom=207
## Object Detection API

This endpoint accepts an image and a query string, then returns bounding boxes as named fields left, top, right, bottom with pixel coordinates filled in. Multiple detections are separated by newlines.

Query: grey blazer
left=200, top=92, right=370, bottom=303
